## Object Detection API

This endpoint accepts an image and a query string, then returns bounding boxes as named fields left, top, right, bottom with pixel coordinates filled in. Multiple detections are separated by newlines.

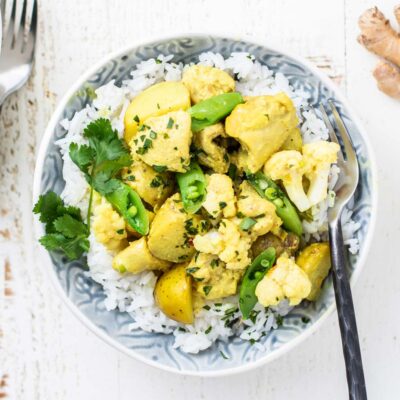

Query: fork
left=319, top=101, right=367, bottom=400
left=0, top=0, right=37, bottom=105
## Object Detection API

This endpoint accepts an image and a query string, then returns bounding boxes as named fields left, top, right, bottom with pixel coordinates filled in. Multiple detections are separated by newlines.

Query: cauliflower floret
left=192, top=123, right=229, bottom=173
left=193, top=219, right=251, bottom=270
left=182, top=65, right=235, bottom=103
left=186, top=253, right=242, bottom=300
left=237, top=181, right=282, bottom=238
left=92, top=196, right=127, bottom=251
left=130, top=110, right=192, bottom=173
left=264, top=150, right=311, bottom=212
left=255, top=255, right=311, bottom=307
left=302, top=141, right=340, bottom=207
left=202, top=174, right=236, bottom=218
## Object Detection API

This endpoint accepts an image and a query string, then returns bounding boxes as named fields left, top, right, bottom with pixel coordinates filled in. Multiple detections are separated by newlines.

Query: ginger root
left=373, top=60, right=400, bottom=100
left=358, top=6, right=400, bottom=99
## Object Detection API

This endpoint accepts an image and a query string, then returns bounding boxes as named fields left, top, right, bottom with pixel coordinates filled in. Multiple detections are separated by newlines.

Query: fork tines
left=1, top=0, right=37, bottom=53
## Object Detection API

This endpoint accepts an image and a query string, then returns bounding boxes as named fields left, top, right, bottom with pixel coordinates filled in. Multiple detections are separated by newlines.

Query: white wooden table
left=1, top=0, right=399, bottom=398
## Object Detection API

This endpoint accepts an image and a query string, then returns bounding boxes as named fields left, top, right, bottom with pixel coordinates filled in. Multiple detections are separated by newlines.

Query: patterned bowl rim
left=32, top=32, right=378, bottom=377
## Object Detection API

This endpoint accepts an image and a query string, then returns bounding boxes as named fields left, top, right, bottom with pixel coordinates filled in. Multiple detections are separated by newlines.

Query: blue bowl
left=33, top=34, right=377, bottom=376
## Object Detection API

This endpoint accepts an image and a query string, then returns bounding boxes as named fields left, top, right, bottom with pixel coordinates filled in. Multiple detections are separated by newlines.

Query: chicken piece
left=192, top=123, right=229, bottom=173
left=92, top=195, right=127, bottom=251
left=264, top=150, right=310, bottom=212
left=280, top=127, right=303, bottom=152
left=225, top=93, right=299, bottom=172
left=202, top=174, right=236, bottom=218
left=121, top=158, right=173, bottom=208
left=237, top=181, right=282, bottom=238
left=148, top=193, right=201, bottom=263
left=130, top=111, right=192, bottom=173
left=255, top=255, right=311, bottom=307
left=182, top=65, right=235, bottom=104
left=186, top=253, right=242, bottom=300
left=112, top=237, right=170, bottom=274
left=193, top=219, right=251, bottom=270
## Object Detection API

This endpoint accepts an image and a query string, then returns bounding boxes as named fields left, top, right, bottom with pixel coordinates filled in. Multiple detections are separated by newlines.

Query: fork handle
left=329, top=220, right=367, bottom=400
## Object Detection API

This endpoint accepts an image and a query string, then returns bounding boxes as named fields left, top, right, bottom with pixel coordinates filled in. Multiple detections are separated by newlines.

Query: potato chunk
left=296, top=242, right=331, bottom=301
left=187, top=253, right=242, bottom=300
left=202, top=174, right=236, bottom=218
left=112, top=237, right=170, bottom=274
left=154, top=263, right=193, bottom=324
left=182, top=65, right=235, bottom=103
left=124, top=81, right=190, bottom=143
left=192, top=123, right=229, bottom=173
left=130, top=111, right=192, bottom=173
left=225, top=93, right=299, bottom=172
left=121, top=158, right=173, bottom=208
left=148, top=193, right=201, bottom=262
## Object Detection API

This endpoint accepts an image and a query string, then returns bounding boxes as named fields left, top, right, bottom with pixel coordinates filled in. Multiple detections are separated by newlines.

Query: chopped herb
left=301, top=316, right=311, bottom=324
left=203, top=285, right=212, bottom=296
left=203, top=305, right=211, bottom=311
left=214, top=303, right=222, bottom=307
left=150, top=175, right=164, bottom=188
left=178, top=327, right=186, bottom=332
left=157, top=103, right=160, bottom=109
left=236, top=211, right=245, bottom=218
left=149, top=130, right=157, bottom=139
left=155, top=58, right=162, bottom=64
left=240, top=217, right=257, bottom=231
left=228, top=163, right=238, bottom=180
left=167, top=117, right=174, bottom=129
left=193, top=277, right=204, bottom=282
left=152, top=165, right=167, bottom=173
left=220, top=351, right=229, bottom=359
left=223, top=153, right=229, bottom=162
left=133, top=115, right=140, bottom=123
left=254, top=213, right=265, bottom=219
left=210, top=258, right=219, bottom=268
left=126, top=175, right=135, bottom=181
left=205, top=326, right=212, bottom=334
left=174, top=146, right=178, bottom=151
left=219, top=201, right=227, bottom=210
left=116, top=229, right=125, bottom=234
left=276, top=315, right=284, bottom=327
left=163, top=133, right=170, bottom=139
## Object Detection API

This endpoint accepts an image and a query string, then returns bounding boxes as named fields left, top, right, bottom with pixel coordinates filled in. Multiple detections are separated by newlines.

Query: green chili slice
left=188, top=92, right=244, bottom=132
left=106, top=182, right=149, bottom=235
left=176, top=161, right=207, bottom=214
left=247, top=172, right=303, bottom=236
left=239, top=247, right=276, bottom=319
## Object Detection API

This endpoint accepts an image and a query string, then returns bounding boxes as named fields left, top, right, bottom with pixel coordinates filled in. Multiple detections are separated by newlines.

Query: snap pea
left=176, top=161, right=207, bottom=214
left=106, top=182, right=149, bottom=235
left=247, top=172, right=303, bottom=236
left=239, top=247, right=276, bottom=319
left=188, top=92, right=244, bottom=132
left=176, top=161, right=206, bottom=214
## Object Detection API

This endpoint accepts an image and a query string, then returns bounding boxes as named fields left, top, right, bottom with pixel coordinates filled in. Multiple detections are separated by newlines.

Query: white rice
left=57, top=52, right=361, bottom=354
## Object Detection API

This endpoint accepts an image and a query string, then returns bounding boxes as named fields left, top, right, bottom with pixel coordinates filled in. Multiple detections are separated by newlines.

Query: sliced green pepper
left=239, top=247, right=276, bottom=319
left=188, top=92, right=244, bottom=132
left=176, top=161, right=206, bottom=214
left=106, top=182, right=149, bottom=235
left=247, top=172, right=303, bottom=236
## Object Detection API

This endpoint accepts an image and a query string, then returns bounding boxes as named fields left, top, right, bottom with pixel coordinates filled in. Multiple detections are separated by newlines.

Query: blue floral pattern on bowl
left=37, top=35, right=375, bottom=375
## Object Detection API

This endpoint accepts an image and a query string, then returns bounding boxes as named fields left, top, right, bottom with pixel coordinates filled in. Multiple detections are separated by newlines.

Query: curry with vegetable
left=34, top=64, right=340, bottom=324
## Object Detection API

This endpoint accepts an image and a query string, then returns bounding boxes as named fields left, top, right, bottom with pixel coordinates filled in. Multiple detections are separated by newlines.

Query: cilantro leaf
left=69, top=118, right=131, bottom=197
left=34, top=192, right=89, bottom=261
